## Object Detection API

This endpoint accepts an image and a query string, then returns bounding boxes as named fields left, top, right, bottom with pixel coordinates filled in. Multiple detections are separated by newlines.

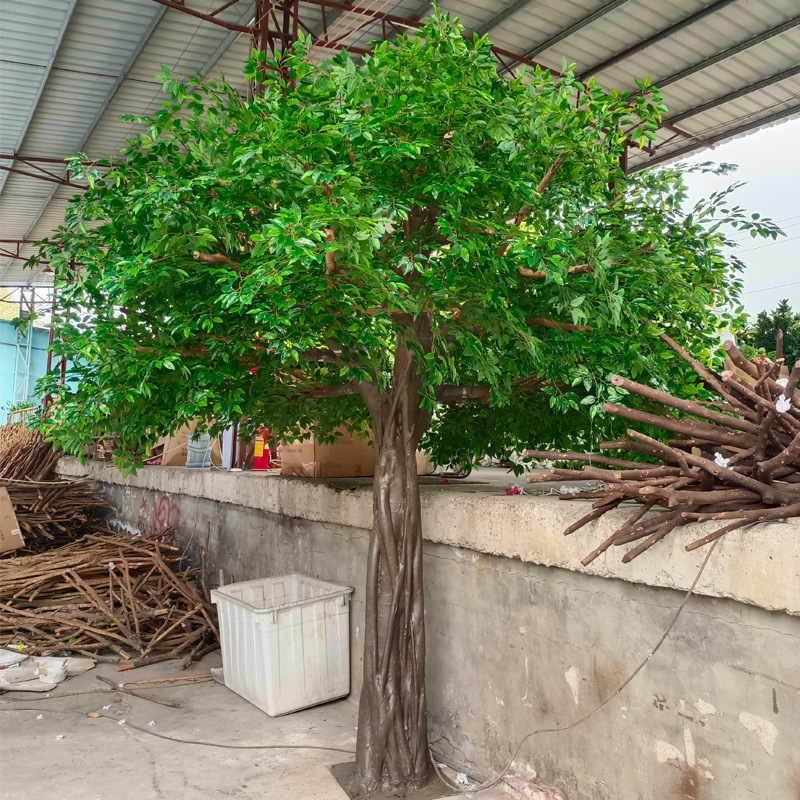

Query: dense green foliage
left=35, top=12, right=777, bottom=468
left=740, top=299, right=800, bottom=366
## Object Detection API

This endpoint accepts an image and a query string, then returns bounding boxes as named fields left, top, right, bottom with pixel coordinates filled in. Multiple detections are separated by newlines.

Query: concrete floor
left=0, top=653, right=362, bottom=800
left=0, top=653, right=497, bottom=800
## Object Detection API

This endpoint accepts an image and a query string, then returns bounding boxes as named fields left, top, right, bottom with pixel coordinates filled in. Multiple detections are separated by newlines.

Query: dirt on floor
left=0, top=651, right=360, bottom=800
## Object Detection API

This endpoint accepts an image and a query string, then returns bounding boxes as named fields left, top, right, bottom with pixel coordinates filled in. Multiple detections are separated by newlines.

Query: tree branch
left=512, top=156, right=567, bottom=226
left=518, top=263, right=592, bottom=280
left=323, top=227, right=337, bottom=275
left=435, top=385, right=490, bottom=403
left=526, top=316, right=592, bottom=332
left=304, top=381, right=361, bottom=398
left=497, top=156, right=569, bottom=257
left=298, top=348, right=346, bottom=365
left=193, top=251, right=235, bottom=266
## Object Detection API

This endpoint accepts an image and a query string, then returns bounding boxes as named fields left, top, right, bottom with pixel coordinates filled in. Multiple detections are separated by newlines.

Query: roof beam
left=300, top=0, right=422, bottom=33
left=665, top=63, right=800, bottom=126
left=0, top=154, right=118, bottom=168
left=0, top=0, right=80, bottom=197
left=0, top=6, right=169, bottom=284
left=0, top=164, right=85, bottom=190
left=526, top=0, right=630, bottom=58
left=0, top=154, right=71, bottom=166
left=659, top=122, right=713, bottom=149
left=576, top=0, right=738, bottom=81
left=150, top=0, right=250, bottom=32
left=494, top=0, right=631, bottom=76
left=656, top=14, right=800, bottom=90
left=475, top=0, right=536, bottom=36
left=632, top=102, right=800, bottom=172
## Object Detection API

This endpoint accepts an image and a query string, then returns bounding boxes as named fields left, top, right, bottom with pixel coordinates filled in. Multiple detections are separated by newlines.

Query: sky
left=679, top=117, right=800, bottom=319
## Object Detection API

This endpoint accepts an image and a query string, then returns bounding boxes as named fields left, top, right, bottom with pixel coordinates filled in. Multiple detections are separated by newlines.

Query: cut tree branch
left=527, top=332, right=800, bottom=561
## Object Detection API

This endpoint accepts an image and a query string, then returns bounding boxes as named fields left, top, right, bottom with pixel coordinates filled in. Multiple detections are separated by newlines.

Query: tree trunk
left=354, top=334, right=431, bottom=795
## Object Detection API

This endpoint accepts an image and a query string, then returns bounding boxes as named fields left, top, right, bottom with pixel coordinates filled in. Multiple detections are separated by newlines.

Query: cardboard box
left=281, top=427, right=375, bottom=478
left=150, top=421, right=222, bottom=467
left=0, top=487, right=25, bottom=554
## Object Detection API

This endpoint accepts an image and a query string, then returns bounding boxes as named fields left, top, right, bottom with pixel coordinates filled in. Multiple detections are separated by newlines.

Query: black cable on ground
left=0, top=706, right=356, bottom=755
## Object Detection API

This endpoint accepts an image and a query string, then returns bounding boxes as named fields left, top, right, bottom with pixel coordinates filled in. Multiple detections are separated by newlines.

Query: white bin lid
left=211, top=573, right=353, bottom=614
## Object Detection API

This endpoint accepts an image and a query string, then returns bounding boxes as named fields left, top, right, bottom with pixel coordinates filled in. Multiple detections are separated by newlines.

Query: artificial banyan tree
left=528, top=332, right=800, bottom=563
left=35, top=13, right=782, bottom=796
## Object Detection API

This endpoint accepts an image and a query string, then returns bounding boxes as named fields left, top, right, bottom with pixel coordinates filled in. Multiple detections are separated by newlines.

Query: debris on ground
left=0, top=531, right=218, bottom=665
left=0, top=648, right=95, bottom=692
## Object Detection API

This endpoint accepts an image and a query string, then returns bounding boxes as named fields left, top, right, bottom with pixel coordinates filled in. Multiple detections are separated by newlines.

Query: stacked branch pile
left=0, top=531, right=218, bottom=663
left=527, top=333, right=800, bottom=564
left=0, top=424, right=112, bottom=552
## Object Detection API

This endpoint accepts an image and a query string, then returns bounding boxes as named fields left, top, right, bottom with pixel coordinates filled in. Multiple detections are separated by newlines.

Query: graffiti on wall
left=137, top=493, right=185, bottom=536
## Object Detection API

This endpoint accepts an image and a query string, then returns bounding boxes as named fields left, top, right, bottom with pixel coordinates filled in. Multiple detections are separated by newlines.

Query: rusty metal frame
left=0, top=162, right=85, bottom=190
left=0, top=241, right=49, bottom=265
left=153, top=0, right=556, bottom=71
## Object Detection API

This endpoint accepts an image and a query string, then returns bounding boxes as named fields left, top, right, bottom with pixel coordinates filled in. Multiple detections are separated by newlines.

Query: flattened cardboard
left=0, top=487, right=25, bottom=554
left=281, top=427, right=375, bottom=478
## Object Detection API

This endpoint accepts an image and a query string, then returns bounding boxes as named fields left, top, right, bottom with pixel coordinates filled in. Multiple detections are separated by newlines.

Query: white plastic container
left=186, top=431, right=212, bottom=468
left=211, top=574, right=354, bottom=716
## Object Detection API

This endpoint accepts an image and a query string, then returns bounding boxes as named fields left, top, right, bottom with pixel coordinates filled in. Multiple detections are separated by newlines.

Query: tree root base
left=330, top=762, right=449, bottom=800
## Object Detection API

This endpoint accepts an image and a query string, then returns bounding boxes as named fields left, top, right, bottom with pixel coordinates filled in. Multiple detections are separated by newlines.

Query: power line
left=728, top=220, right=800, bottom=243
left=742, top=279, right=800, bottom=296
left=736, top=233, right=800, bottom=254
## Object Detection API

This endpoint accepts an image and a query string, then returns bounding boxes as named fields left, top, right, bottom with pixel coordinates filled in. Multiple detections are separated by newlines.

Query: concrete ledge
left=59, top=458, right=800, bottom=615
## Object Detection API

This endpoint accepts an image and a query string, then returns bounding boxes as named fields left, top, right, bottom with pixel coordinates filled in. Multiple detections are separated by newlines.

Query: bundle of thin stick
left=526, top=333, right=800, bottom=564
left=0, top=423, right=60, bottom=481
left=1, top=477, right=114, bottom=552
left=0, top=422, right=114, bottom=552
left=0, top=531, right=218, bottom=666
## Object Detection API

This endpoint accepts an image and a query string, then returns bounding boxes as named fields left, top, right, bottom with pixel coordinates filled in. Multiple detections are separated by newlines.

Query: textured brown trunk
left=354, top=331, right=431, bottom=795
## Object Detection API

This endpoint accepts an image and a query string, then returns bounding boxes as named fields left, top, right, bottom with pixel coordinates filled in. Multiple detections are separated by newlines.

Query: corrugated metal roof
left=1, top=0, right=799, bottom=284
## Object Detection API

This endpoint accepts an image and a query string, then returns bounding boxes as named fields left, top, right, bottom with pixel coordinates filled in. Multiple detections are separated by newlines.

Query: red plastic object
left=253, top=429, right=271, bottom=470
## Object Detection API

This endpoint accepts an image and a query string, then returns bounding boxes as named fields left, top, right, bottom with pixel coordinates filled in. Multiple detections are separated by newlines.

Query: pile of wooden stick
left=0, top=531, right=218, bottom=665
left=0, top=424, right=60, bottom=481
left=2, top=478, right=114, bottom=552
left=527, top=333, right=800, bottom=563
left=0, top=422, right=115, bottom=552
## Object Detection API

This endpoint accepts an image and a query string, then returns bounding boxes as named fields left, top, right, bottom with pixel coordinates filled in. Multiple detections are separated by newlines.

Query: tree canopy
left=741, top=299, right=800, bottom=367
left=36, top=13, right=776, bottom=466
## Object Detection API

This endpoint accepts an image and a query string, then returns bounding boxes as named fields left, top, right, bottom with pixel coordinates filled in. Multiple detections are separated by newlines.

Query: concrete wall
left=60, top=460, right=800, bottom=800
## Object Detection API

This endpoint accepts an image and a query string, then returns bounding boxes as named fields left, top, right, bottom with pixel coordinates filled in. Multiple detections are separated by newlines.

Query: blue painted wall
left=0, top=319, right=51, bottom=413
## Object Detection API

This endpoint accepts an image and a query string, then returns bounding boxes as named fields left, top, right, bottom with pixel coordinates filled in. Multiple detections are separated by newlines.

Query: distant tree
left=741, top=299, right=800, bottom=367
left=35, top=13, right=777, bottom=796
